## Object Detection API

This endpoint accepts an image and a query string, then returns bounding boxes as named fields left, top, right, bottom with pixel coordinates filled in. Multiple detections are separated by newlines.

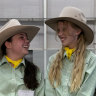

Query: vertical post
left=44, top=0, right=47, bottom=78
left=94, top=0, right=96, bottom=53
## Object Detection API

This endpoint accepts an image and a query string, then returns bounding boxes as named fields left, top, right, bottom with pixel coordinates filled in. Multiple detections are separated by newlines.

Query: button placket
left=62, top=58, right=74, bottom=96
left=10, top=68, right=17, bottom=95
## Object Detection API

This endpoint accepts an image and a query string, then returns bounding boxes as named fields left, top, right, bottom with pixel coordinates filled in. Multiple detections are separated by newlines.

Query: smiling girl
left=45, top=7, right=96, bottom=96
left=0, top=19, right=44, bottom=96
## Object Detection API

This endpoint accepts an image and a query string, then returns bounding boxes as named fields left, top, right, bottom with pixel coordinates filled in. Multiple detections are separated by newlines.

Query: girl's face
left=57, top=21, right=81, bottom=48
left=5, top=33, right=29, bottom=57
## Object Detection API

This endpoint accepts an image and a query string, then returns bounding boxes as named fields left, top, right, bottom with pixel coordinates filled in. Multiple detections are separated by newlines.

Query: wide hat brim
left=0, top=25, right=40, bottom=59
left=45, top=17, right=94, bottom=45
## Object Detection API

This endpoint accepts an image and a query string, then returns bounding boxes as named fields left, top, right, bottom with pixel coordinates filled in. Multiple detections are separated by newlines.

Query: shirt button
left=66, top=78, right=68, bottom=81
left=64, top=89, right=67, bottom=92
left=11, top=89, right=14, bottom=92
left=12, top=79, right=15, bottom=81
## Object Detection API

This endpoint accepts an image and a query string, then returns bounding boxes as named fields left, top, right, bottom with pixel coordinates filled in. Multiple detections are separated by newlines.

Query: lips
left=23, top=45, right=29, bottom=49
left=23, top=45, right=29, bottom=48
left=59, top=36, right=66, bottom=41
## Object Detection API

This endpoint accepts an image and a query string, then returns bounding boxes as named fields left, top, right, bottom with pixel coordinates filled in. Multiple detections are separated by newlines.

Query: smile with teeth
left=23, top=45, right=29, bottom=48
left=60, top=37, right=66, bottom=41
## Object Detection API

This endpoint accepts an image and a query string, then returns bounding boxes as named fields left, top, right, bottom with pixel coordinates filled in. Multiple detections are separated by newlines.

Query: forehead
left=57, top=21, right=70, bottom=28
left=14, top=32, right=27, bottom=37
left=58, top=21, right=69, bottom=25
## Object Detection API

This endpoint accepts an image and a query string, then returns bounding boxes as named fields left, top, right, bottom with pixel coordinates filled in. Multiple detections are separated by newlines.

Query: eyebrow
left=19, top=33, right=26, bottom=36
left=18, top=33, right=28, bottom=39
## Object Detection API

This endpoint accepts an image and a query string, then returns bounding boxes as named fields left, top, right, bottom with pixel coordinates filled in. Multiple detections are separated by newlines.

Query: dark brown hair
left=24, top=59, right=39, bottom=90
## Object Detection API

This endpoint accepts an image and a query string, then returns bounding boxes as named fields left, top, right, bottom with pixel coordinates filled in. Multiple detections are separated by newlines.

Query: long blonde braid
left=49, top=46, right=65, bottom=87
left=70, top=34, right=86, bottom=92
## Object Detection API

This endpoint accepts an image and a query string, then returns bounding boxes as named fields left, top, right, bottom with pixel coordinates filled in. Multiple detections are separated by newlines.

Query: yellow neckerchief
left=64, top=47, right=75, bottom=59
left=5, top=56, right=23, bottom=68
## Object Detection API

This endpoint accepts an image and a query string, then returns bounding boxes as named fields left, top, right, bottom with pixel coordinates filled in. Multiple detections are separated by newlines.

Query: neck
left=6, top=50, right=24, bottom=60
left=64, top=45, right=76, bottom=49
left=6, top=54, right=23, bottom=61
left=67, top=41, right=77, bottom=49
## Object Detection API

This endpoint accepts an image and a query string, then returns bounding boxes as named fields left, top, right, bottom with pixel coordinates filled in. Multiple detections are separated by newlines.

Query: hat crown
left=0, top=19, right=21, bottom=33
left=59, top=7, right=86, bottom=24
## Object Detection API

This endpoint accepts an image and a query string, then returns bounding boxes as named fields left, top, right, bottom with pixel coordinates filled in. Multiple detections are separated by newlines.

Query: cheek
left=68, top=30, right=77, bottom=39
left=67, top=35, right=77, bottom=43
left=13, top=41, right=22, bottom=48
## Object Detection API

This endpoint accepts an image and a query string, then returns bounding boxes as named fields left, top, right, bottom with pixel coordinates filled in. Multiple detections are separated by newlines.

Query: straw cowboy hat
left=0, top=19, right=40, bottom=59
left=45, top=6, right=94, bottom=45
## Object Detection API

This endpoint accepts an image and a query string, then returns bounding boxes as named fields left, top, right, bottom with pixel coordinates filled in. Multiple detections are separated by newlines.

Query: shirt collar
left=63, top=51, right=74, bottom=62
left=0, top=56, right=25, bottom=67
left=0, top=56, right=7, bottom=66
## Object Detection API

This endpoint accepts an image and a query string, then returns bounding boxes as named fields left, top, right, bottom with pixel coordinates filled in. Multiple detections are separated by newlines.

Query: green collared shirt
left=0, top=56, right=44, bottom=96
left=45, top=49, right=96, bottom=96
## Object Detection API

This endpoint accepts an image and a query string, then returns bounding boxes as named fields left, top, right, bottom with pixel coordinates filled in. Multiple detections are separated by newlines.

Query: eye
left=63, top=28, right=65, bottom=31
left=20, top=36, right=24, bottom=39
left=57, top=29, right=60, bottom=33
left=20, top=36, right=29, bottom=41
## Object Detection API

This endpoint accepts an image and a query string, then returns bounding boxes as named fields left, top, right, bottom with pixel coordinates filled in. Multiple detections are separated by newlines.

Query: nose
left=26, top=38, right=29, bottom=43
left=25, top=36, right=29, bottom=43
left=58, top=31, right=63, bottom=37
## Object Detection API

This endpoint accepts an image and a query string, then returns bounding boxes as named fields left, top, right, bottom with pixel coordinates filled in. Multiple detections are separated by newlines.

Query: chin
left=25, top=52, right=29, bottom=55
left=24, top=51, right=29, bottom=55
left=62, top=43, right=68, bottom=47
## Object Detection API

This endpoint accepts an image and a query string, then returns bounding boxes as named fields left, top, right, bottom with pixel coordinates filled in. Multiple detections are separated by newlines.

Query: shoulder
left=48, top=51, right=58, bottom=62
left=85, top=49, right=96, bottom=62
left=85, top=49, right=96, bottom=72
left=47, top=52, right=58, bottom=71
left=0, top=56, right=7, bottom=66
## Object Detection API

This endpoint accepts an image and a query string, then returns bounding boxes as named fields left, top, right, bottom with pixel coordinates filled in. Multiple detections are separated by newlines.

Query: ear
left=5, top=41, right=12, bottom=48
left=75, top=29, right=82, bottom=36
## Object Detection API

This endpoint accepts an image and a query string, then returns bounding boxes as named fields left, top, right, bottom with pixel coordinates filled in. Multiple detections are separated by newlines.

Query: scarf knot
left=64, top=47, right=75, bottom=59
left=5, top=56, right=22, bottom=68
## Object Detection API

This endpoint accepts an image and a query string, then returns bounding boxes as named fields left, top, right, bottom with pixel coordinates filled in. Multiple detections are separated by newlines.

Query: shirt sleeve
left=76, top=52, right=96, bottom=96
left=35, top=69, right=44, bottom=96
left=45, top=55, right=57, bottom=96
